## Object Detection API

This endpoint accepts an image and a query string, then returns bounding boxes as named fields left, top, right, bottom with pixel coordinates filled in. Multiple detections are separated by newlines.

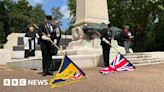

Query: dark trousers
left=40, top=41, right=52, bottom=74
left=24, top=40, right=35, bottom=58
left=102, top=45, right=111, bottom=67
left=24, top=50, right=35, bottom=58
left=124, top=40, right=129, bottom=53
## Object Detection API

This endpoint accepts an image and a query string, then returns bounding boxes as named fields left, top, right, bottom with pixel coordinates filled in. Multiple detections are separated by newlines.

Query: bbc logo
left=3, top=79, right=27, bottom=86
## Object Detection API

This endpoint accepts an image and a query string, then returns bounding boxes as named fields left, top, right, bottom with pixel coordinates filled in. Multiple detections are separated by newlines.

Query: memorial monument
left=66, top=0, right=109, bottom=54
left=3, top=0, right=163, bottom=70
left=63, top=0, right=133, bottom=67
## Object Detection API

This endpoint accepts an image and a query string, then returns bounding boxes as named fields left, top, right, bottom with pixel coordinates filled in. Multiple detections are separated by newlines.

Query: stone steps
left=123, top=52, right=162, bottom=65
left=9, top=54, right=102, bottom=70
left=130, top=58, right=161, bottom=64
left=11, top=51, right=42, bottom=59
left=13, top=45, right=41, bottom=51
left=124, top=55, right=151, bottom=58
left=8, top=52, right=164, bottom=70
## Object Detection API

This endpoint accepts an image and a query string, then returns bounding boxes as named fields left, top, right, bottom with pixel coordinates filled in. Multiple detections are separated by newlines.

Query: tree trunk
left=133, top=25, right=145, bottom=52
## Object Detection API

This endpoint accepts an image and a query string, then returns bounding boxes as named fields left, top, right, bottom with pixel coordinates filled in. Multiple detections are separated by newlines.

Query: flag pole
left=96, top=31, right=120, bottom=53
left=42, top=32, right=65, bottom=55
left=33, top=24, right=39, bottom=29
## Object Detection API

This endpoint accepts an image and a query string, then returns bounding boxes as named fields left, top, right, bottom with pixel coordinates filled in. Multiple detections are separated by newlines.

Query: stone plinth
left=65, top=39, right=133, bottom=65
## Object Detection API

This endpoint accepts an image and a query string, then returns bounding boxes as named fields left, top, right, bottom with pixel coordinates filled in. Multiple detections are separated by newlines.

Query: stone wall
left=0, top=33, right=72, bottom=65
left=4, top=33, right=25, bottom=50
left=0, top=49, right=11, bottom=65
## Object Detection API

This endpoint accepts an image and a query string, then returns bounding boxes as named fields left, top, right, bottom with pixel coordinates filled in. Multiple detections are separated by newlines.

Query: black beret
left=46, top=15, right=52, bottom=20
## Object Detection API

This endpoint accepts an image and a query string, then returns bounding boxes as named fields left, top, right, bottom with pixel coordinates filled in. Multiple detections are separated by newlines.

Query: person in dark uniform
left=38, top=15, right=56, bottom=76
left=50, top=20, right=61, bottom=55
left=53, top=20, right=61, bottom=47
left=100, top=23, right=113, bottom=67
left=47, top=20, right=62, bottom=71
left=24, top=26, right=37, bottom=58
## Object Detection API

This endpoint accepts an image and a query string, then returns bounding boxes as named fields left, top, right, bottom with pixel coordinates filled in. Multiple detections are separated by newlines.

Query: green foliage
left=52, top=7, right=63, bottom=20
left=66, top=0, right=76, bottom=34
left=30, top=4, right=45, bottom=26
left=0, top=0, right=9, bottom=45
left=7, top=0, right=32, bottom=32
left=64, top=25, right=73, bottom=35
left=67, top=0, right=76, bottom=24
left=107, top=0, right=164, bottom=51
left=0, top=0, right=45, bottom=47
left=51, top=7, right=64, bottom=26
left=0, top=22, right=6, bottom=44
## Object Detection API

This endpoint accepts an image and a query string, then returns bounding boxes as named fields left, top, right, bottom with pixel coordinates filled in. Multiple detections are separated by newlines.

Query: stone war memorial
left=63, top=0, right=133, bottom=67
left=0, top=0, right=164, bottom=70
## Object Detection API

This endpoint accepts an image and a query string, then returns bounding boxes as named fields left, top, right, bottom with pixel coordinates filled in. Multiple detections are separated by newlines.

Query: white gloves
left=41, top=35, right=58, bottom=45
left=53, top=39, right=57, bottom=44
left=102, top=38, right=110, bottom=44
left=41, top=35, right=51, bottom=41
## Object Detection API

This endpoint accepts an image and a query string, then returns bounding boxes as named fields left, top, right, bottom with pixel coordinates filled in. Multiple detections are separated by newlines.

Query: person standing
left=38, top=15, right=56, bottom=76
left=50, top=20, right=61, bottom=55
left=46, top=20, right=62, bottom=71
left=123, top=25, right=131, bottom=53
left=24, top=26, right=37, bottom=58
left=53, top=20, right=61, bottom=47
left=100, top=23, right=113, bottom=67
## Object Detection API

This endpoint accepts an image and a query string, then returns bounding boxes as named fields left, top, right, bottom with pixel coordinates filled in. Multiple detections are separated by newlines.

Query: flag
left=99, top=53, right=135, bottom=74
left=49, top=55, right=86, bottom=88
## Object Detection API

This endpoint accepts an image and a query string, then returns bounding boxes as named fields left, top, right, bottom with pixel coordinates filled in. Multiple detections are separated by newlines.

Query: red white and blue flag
left=99, top=53, right=135, bottom=74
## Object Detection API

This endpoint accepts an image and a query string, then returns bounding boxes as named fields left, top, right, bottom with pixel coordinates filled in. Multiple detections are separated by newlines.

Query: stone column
left=74, top=0, right=109, bottom=26
left=67, top=0, right=109, bottom=50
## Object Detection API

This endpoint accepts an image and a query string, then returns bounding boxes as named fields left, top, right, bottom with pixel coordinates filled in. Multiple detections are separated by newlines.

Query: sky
left=14, top=0, right=71, bottom=31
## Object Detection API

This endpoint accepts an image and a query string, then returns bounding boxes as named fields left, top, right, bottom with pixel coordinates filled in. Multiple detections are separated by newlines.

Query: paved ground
left=0, top=63, right=164, bottom=92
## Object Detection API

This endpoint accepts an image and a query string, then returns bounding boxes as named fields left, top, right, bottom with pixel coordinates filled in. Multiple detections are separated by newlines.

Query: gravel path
left=0, top=63, right=164, bottom=92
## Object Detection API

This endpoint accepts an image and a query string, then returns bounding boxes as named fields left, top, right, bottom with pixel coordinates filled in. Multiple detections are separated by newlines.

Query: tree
left=30, top=4, right=45, bottom=26
left=52, top=7, right=63, bottom=20
left=7, top=0, right=32, bottom=32
left=66, top=0, right=76, bottom=34
left=0, top=0, right=10, bottom=45
left=51, top=7, right=64, bottom=26
left=0, top=0, right=46, bottom=47
left=64, top=25, right=73, bottom=35
left=109, top=0, right=164, bottom=51
left=67, top=0, right=76, bottom=24
left=0, top=22, right=5, bottom=48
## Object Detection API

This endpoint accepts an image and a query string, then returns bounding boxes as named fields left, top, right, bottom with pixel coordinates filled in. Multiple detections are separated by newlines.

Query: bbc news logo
left=3, top=79, right=48, bottom=86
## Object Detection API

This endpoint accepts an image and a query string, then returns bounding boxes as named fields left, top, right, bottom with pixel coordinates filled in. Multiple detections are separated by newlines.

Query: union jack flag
left=100, top=53, right=135, bottom=74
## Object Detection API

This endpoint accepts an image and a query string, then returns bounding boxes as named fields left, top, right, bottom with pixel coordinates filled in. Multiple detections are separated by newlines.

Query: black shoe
left=42, top=73, right=47, bottom=76
left=47, top=72, right=53, bottom=75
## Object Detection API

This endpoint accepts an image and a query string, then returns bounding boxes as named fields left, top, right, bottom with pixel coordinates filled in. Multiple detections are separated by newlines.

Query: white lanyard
left=56, top=27, right=60, bottom=37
